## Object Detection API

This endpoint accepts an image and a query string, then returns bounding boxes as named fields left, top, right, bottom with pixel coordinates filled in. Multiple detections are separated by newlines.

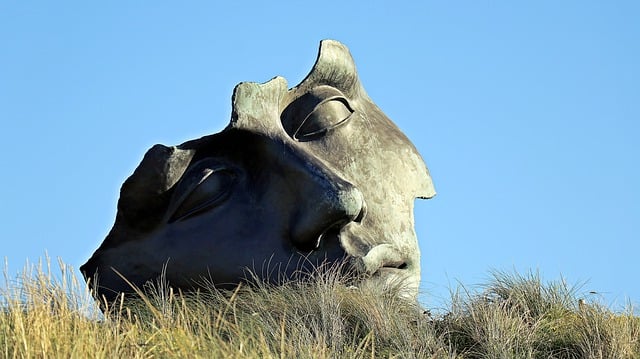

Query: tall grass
left=1, top=260, right=638, bottom=358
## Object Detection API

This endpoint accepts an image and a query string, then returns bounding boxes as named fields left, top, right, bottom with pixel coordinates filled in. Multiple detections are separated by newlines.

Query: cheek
left=160, top=207, right=297, bottom=269
left=336, top=142, right=424, bottom=203
left=309, top=140, right=405, bottom=206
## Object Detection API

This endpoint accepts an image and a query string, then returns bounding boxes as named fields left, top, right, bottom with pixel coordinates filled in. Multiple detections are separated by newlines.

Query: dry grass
left=1, top=260, right=638, bottom=358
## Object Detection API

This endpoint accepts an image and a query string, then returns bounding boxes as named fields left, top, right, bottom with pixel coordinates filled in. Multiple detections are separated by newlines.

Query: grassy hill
left=1, top=260, right=638, bottom=358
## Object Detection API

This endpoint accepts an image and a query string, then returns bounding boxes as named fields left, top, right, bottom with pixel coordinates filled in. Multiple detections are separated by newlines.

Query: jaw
left=81, top=222, right=421, bottom=301
left=81, top=253, right=193, bottom=303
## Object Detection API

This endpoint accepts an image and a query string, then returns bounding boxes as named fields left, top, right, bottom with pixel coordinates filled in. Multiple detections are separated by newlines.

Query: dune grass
left=1, top=259, right=638, bottom=358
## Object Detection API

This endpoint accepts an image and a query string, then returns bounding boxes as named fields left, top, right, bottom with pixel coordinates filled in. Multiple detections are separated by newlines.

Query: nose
left=286, top=152, right=366, bottom=252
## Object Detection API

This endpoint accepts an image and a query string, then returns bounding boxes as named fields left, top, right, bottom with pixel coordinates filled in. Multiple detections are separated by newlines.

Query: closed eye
left=168, top=160, right=236, bottom=223
left=294, top=96, right=354, bottom=141
left=280, top=86, right=355, bottom=141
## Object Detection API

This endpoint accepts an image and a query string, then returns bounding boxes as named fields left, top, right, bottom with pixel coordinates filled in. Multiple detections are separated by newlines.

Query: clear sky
left=1, top=1, right=638, bottom=310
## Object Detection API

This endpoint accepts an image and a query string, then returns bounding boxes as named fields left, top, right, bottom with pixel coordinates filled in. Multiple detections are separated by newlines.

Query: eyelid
left=294, top=95, right=354, bottom=141
left=167, top=162, right=236, bottom=223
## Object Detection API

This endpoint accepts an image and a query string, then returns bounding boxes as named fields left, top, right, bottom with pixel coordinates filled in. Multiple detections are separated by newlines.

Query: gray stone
left=81, top=40, right=435, bottom=302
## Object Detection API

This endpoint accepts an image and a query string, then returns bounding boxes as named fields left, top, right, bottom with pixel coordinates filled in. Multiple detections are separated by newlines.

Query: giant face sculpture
left=81, top=40, right=435, bottom=302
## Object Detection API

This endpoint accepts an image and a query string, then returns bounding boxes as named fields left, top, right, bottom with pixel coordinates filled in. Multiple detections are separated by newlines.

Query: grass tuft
left=1, top=260, right=638, bottom=358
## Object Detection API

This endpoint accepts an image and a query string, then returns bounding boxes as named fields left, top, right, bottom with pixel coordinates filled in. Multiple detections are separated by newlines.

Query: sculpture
left=81, top=40, right=435, bottom=302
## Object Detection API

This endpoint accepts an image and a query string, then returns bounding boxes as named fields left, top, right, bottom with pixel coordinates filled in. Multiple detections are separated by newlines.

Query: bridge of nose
left=229, top=76, right=364, bottom=252
left=277, top=144, right=365, bottom=251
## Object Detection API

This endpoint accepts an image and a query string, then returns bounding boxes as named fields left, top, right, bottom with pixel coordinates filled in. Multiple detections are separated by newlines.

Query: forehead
left=228, top=42, right=402, bottom=140
left=230, top=40, right=363, bottom=136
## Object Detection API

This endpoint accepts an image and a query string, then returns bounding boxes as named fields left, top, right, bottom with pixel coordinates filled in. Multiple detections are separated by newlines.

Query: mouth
left=361, top=262, right=418, bottom=300
left=367, top=260, right=408, bottom=282
left=294, top=228, right=411, bottom=281
left=354, top=243, right=410, bottom=276
left=374, top=262, right=408, bottom=274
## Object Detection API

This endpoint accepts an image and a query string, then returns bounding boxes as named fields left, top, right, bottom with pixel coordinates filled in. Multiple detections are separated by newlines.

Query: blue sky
left=1, top=1, right=638, bottom=310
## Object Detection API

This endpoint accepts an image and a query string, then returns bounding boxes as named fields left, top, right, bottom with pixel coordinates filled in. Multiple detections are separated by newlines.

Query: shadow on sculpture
left=81, top=40, right=435, bottom=304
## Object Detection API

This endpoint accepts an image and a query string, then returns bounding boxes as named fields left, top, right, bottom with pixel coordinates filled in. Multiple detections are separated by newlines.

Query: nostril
left=353, top=199, right=367, bottom=223
left=293, top=236, right=321, bottom=252
left=292, top=224, right=343, bottom=253
left=289, top=177, right=364, bottom=253
left=292, top=190, right=364, bottom=252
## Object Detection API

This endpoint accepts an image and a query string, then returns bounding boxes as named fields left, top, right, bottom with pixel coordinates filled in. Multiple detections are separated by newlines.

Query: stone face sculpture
left=81, top=40, right=435, bottom=302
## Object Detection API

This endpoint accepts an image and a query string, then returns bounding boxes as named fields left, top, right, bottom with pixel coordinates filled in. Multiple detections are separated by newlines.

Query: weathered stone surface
left=81, top=40, right=435, bottom=302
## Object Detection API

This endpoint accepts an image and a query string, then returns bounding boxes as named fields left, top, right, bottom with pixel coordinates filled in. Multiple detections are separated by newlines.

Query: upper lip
left=355, top=244, right=408, bottom=275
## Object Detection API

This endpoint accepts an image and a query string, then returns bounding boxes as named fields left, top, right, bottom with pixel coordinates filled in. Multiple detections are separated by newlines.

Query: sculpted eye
left=168, top=161, right=236, bottom=223
left=281, top=86, right=355, bottom=141
left=294, top=97, right=354, bottom=141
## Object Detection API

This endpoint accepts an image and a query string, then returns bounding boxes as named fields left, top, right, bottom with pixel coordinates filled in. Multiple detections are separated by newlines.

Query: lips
left=365, top=244, right=408, bottom=272
left=292, top=229, right=411, bottom=284
left=345, top=243, right=409, bottom=276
